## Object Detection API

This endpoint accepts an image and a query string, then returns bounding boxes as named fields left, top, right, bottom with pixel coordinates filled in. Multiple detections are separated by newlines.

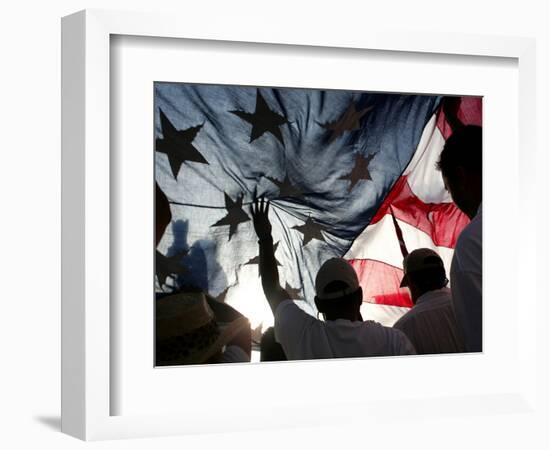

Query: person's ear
left=356, top=287, right=363, bottom=306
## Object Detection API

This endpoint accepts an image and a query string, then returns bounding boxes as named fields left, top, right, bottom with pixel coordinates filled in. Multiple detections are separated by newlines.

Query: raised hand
left=250, top=196, right=283, bottom=314
left=250, top=196, right=272, bottom=241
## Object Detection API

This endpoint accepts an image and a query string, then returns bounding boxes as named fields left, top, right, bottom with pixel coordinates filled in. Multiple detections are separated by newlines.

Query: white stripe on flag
left=404, top=115, right=451, bottom=203
left=345, top=214, right=455, bottom=276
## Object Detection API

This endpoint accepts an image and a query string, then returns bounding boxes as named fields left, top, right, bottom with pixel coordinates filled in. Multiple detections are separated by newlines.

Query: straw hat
left=156, top=291, right=249, bottom=366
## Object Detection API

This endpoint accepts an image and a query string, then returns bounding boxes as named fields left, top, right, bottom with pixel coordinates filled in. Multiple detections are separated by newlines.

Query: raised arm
left=250, top=197, right=288, bottom=314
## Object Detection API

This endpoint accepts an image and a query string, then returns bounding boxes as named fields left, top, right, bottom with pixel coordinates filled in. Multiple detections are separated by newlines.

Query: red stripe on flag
left=370, top=176, right=470, bottom=248
left=348, top=259, right=413, bottom=308
left=349, top=97, right=481, bottom=317
left=436, top=96, right=482, bottom=139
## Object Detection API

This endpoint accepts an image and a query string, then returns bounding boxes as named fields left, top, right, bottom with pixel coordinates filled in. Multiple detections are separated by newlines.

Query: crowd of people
left=155, top=124, right=482, bottom=365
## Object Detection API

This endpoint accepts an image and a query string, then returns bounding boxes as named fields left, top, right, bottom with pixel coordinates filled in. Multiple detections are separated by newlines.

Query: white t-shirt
left=451, top=204, right=482, bottom=352
left=393, top=288, right=465, bottom=354
left=274, top=300, right=416, bottom=360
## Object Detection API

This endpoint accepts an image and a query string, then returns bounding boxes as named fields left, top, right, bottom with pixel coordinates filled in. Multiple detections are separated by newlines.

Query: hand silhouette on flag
left=250, top=196, right=289, bottom=314
left=250, top=195, right=272, bottom=242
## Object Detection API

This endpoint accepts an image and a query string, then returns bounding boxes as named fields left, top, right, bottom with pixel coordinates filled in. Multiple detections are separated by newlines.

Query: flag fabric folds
left=347, top=96, right=481, bottom=325
left=154, top=82, right=477, bottom=331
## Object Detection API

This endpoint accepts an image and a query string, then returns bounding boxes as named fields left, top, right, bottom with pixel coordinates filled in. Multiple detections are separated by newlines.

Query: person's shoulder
left=364, top=319, right=407, bottom=337
left=456, top=208, right=482, bottom=246
left=391, top=326, right=410, bottom=341
left=362, top=319, right=383, bottom=329
left=453, top=222, right=482, bottom=275
left=456, top=221, right=477, bottom=246
left=362, top=320, right=415, bottom=353
left=381, top=323, right=414, bottom=350
left=392, top=309, right=414, bottom=330
left=275, top=298, right=296, bottom=313
left=275, top=299, right=317, bottom=324
left=454, top=218, right=482, bottom=268
left=437, top=287, right=453, bottom=302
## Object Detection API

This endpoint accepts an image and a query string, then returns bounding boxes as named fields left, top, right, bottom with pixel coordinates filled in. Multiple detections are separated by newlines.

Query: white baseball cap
left=315, top=257, right=360, bottom=300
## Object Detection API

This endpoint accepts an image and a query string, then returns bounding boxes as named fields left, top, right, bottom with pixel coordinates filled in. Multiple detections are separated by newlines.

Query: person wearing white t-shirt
left=250, top=197, right=416, bottom=360
left=437, top=125, right=482, bottom=352
left=393, top=248, right=465, bottom=354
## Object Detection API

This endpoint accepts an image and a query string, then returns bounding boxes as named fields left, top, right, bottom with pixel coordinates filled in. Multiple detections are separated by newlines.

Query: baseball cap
left=315, top=258, right=360, bottom=300
left=400, top=248, right=445, bottom=288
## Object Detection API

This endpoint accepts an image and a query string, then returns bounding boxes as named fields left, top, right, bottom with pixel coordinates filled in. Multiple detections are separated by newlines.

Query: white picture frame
left=61, top=9, right=537, bottom=441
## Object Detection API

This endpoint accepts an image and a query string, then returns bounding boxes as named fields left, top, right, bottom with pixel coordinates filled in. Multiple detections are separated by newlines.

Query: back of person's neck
left=415, top=288, right=447, bottom=304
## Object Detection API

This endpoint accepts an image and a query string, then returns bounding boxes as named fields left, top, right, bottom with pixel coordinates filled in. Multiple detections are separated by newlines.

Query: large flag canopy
left=154, top=82, right=480, bottom=334
left=346, top=96, right=481, bottom=324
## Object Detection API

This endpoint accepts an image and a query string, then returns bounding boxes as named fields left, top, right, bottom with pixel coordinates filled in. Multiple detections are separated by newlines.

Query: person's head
left=314, top=258, right=363, bottom=321
left=155, top=291, right=249, bottom=366
left=400, top=249, right=448, bottom=304
left=437, top=125, right=482, bottom=219
left=260, top=327, right=287, bottom=361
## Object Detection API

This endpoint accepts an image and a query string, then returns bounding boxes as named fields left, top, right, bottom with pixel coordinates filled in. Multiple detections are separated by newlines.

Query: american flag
left=347, top=96, right=481, bottom=325
left=154, top=82, right=481, bottom=335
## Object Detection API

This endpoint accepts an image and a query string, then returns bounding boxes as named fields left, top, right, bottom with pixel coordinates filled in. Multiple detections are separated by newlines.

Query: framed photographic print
left=152, top=81, right=478, bottom=365
left=62, top=9, right=537, bottom=441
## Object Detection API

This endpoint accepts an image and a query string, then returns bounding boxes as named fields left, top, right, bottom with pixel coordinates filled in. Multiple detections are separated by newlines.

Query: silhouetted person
left=156, top=182, right=172, bottom=246
left=437, top=125, right=482, bottom=352
left=393, top=248, right=465, bottom=354
left=260, top=327, right=287, bottom=361
left=156, top=290, right=251, bottom=365
left=251, top=197, right=415, bottom=360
